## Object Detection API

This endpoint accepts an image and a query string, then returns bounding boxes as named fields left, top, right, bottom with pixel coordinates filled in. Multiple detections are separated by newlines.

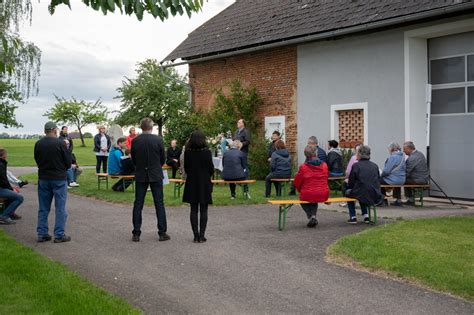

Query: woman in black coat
left=183, top=130, right=215, bottom=243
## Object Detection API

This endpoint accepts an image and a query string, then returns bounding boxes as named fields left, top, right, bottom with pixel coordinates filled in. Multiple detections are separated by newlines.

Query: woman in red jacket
left=293, top=145, right=329, bottom=227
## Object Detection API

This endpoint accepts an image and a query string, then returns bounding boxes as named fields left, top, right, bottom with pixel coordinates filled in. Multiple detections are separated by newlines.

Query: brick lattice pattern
left=189, top=46, right=298, bottom=156
left=338, top=110, right=364, bottom=148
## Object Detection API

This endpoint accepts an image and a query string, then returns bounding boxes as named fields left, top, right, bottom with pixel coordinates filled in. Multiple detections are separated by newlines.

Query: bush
left=83, top=132, right=93, bottom=139
left=248, top=134, right=271, bottom=180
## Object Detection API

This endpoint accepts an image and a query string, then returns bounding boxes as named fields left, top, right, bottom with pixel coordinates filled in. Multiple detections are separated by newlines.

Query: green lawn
left=0, top=230, right=141, bottom=314
left=0, top=138, right=97, bottom=166
left=329, top=217, right=474, bottom=300
left=21, top=169, right=313, bottom=207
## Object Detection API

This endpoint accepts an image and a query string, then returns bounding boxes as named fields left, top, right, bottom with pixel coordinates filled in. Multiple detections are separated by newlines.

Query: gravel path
left=1, top=185, right=473, bottom=314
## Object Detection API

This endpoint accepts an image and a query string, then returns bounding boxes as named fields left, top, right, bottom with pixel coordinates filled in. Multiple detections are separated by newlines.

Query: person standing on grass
left=233, top=119, right=251, bottom=155
left=0, top=149, right=24, bottom=225
left=59, top=126, right=73, bottom=153
left=34, top=121, right=72, bottom=243
left=126, top=127, right=137, bottom=150
left=130, top=118, right=170, bottom=242
left=293, top=145, right=329, bottom=228
left=183, top=130, right=214, bottom=243
left=166, top=139, right=182, bottom=179
left=93, top=125, right=111, bottom=174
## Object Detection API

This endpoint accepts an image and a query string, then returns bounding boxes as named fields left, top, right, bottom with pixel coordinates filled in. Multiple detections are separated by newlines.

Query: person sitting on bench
left=380, top=142, right=406, bottom=207
left=345, top=145, right=382, bottom=224
left=0, top=149, right=24, bottom=225
left=221, top=140, right=248, bottom=199
left=401, top=141, right=429, bottom=206
left=265, top=140, right=291, bottom=197
left=293, top=145, right=329, bottom=228
left=166, top=139, right=182, bottom=179
left=108, top=137, right=132, bottom=191
left=326, top=140, right=344, bottom=177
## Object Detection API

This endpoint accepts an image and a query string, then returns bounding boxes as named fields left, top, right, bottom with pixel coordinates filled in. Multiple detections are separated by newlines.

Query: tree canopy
left=44, top=96, right=109, bottom=146
left=115, top=59, right=190, bottom=136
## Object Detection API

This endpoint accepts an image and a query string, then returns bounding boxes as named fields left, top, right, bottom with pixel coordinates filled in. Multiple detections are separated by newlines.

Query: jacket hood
left=306, top=158, right=322, bottom=167
left=329, top=148, right=342, bottom=156
left=392, top=150, right=403, bottom=157
left=274, top=149, right=290, bottom=158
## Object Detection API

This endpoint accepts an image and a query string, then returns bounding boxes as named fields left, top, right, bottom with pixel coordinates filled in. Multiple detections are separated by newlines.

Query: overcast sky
left=1, top=0, right=234, bottom=135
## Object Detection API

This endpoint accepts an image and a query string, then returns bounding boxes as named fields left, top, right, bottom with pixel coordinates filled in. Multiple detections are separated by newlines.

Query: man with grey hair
left=221, top=140, right=249, bottom=199
left=131, top=117, right=169, bottom=242
left=402, top=141, right=429, bottom=205
left=293, top=145, right=329, bottom=228
left=345, top=145, right=382, bottom=224
left=380, top=142, right=406, bottom=206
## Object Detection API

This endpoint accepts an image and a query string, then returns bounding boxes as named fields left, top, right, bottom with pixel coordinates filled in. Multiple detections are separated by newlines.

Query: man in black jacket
left=59, top=126, right=73, bottom=153
left=166, top=139, right=182, bottom=179
left=234, top=119, right=251, bottom=155
left=130, top=117, right=170, bottom=242
left=34, top=121, right=72, bottom=242
left=0, top=149, right=24, bottom=225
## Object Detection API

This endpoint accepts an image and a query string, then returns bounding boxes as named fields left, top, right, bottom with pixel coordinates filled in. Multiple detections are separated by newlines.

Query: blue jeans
left=67, top=167, right=76, bottom=184
left=132, top=181, right=167, bottom=236
left=347, top=201, right=368, bottom=219
left=37, top=179, right=68, bottom=238
left=0, top=188, right=24, bottom=219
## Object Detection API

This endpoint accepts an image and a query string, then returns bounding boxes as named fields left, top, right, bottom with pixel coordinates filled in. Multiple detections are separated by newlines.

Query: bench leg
left=368, top=205, right=377, bottom=225
left=173, top=183, right=178, bottom=198
left=98, top=177, right=100, bottom=190
left=414, top=188, right=424, bottom=207
left=278, top=204, right=293, bottom=231
left=106, top=177, right=108, bottom=190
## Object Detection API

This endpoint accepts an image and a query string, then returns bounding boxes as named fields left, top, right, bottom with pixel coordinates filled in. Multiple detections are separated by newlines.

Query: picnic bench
left=96, top=173, right=135, bottom=192
left=169, top=178, right=185, bottom=198
left=268, top=197, right=378, bottom=231
left=212, top=179, right=257, bottom=199
left=380, top=184, right=431, bottom=207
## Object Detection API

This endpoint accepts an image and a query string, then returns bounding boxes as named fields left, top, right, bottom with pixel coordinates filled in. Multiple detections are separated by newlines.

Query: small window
left=430, top=56, right=465, bottom=84
left=468, top=55, right=474, bottom=82
left=468, top=87, right=474, bottom=113
left=431, top=88, right=465, bottom=114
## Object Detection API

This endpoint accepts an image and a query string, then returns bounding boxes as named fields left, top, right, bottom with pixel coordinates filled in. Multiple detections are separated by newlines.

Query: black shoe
left=289, top=190, right=296, bottom=196
left=199, top=235, right=207, bottom=243
left=0, top=217, right=16, bottom=225
left=54, top=235, right=71, bottom=243
left=158, top=233, right=170, bottom=242
left=363, top=217, right=370, bottom=224
left=10, top=213, right=22, bottom=220
left=391, top=200, right=403, bottom=207
left=346, top=218, right=358, bottom=224
left=19, top=180, right=28, bottom=188
left=403, top=200, right=415, bottom=206
left=37, top=234, right=52, bottom=243
left=193, top=234, right=200, bottom=243
left=307, top=217, right=318, bottom=228
left=132, top=234, right=140, bottom=242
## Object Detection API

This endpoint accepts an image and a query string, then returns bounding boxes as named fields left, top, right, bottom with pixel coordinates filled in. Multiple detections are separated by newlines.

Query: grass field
left=0, top=138, right=97, bottom=166
left=329, top=216, right=474, bottom=300
left=0, top=230, right=141, bottom=314
left=20, top=169, right=321, bottom=207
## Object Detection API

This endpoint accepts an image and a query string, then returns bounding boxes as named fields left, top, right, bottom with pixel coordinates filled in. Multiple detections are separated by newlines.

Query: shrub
left=248, top=134, right=271, bottom=180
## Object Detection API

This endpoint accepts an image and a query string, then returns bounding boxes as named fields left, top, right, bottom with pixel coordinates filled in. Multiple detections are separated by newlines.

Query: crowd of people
left=0, top=116, right=430, bottom=243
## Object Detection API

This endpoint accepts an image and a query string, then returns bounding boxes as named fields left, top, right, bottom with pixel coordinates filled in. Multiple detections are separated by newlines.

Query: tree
left=115, top=59, right=189, bottom=136
left=0, top=78, right=23, bottom=128
left=49, top=0, right=204, bottom=21
left=44, top=96, right=108, bottom=146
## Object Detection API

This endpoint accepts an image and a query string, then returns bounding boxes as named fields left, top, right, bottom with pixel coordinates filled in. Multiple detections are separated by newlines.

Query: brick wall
left=188, top=45, right=297, bottom=155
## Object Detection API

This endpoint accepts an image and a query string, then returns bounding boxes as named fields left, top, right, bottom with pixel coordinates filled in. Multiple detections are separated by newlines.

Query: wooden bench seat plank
left=212, top=179, right=256, bottom=184
left=328, top=176, right=345, bottom=180
left=270, top=178, right=292, bottom=182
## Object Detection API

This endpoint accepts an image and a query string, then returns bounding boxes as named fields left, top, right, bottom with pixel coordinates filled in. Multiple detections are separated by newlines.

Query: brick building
left=163, top=0, right=474, bottom=199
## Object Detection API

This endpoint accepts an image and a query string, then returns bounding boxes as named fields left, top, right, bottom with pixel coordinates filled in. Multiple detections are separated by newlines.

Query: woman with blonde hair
left=93, top=125, right=111, bottom=173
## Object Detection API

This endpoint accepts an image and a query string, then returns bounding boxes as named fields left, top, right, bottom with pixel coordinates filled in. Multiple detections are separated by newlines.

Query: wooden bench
left=96, top=173, right=109, bottom=190
left=268, top=197, right=378, bottom=231
left=212, top=179, right=257, bottom=199
left=270, top=178, right=292, bottom=196
left=380, top=184, right=430, bottom=207
left=110, top=175, right=135, bottom=192
left=169, top=178, right=185, bottom=198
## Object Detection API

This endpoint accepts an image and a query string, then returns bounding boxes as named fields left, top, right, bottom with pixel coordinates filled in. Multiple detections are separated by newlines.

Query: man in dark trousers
left=0, top=149, right=24, bottom=225
left=233, top=119, right=251, bottom=155
left=130, top=117, right=170, bottom=242
left=166, top=139, right=182, bottom=179
left=34, top=121, right=72, bottom=243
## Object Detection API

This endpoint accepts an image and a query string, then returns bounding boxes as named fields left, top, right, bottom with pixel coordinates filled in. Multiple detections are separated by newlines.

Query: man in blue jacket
left=380, top=142, right=406, bottom=206
left=108, top=137, right=127, bottom=175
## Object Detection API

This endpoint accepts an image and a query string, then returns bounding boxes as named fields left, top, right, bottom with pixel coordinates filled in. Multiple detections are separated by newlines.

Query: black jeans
left=265, top=173, right=290, bottom=197
left=96, top=155, right=108, bottom=173
left=166, top=160, right=180, bottom=178
left=132, top=181, right=167, bottom=236
left=190, top=203, right=208, bottom=236
left=227, top=177, right=248, bottom=197
left=301, top=203, right=318, bottom=219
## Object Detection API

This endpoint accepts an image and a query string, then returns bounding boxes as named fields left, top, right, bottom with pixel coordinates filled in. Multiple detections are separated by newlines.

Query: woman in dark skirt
left=183, top=130, right=215, bottom=243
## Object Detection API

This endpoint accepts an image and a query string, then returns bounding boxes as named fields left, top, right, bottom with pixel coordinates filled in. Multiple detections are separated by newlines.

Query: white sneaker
left=69, top=182, right=80, bottom=187
left=339, top=202, right=347, bottom=207
left=67, top=186, right=72, bottom=189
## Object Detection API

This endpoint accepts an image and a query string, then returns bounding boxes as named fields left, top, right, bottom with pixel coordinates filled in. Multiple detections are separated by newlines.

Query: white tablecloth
left=213, top=157, right=223, bottom=171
